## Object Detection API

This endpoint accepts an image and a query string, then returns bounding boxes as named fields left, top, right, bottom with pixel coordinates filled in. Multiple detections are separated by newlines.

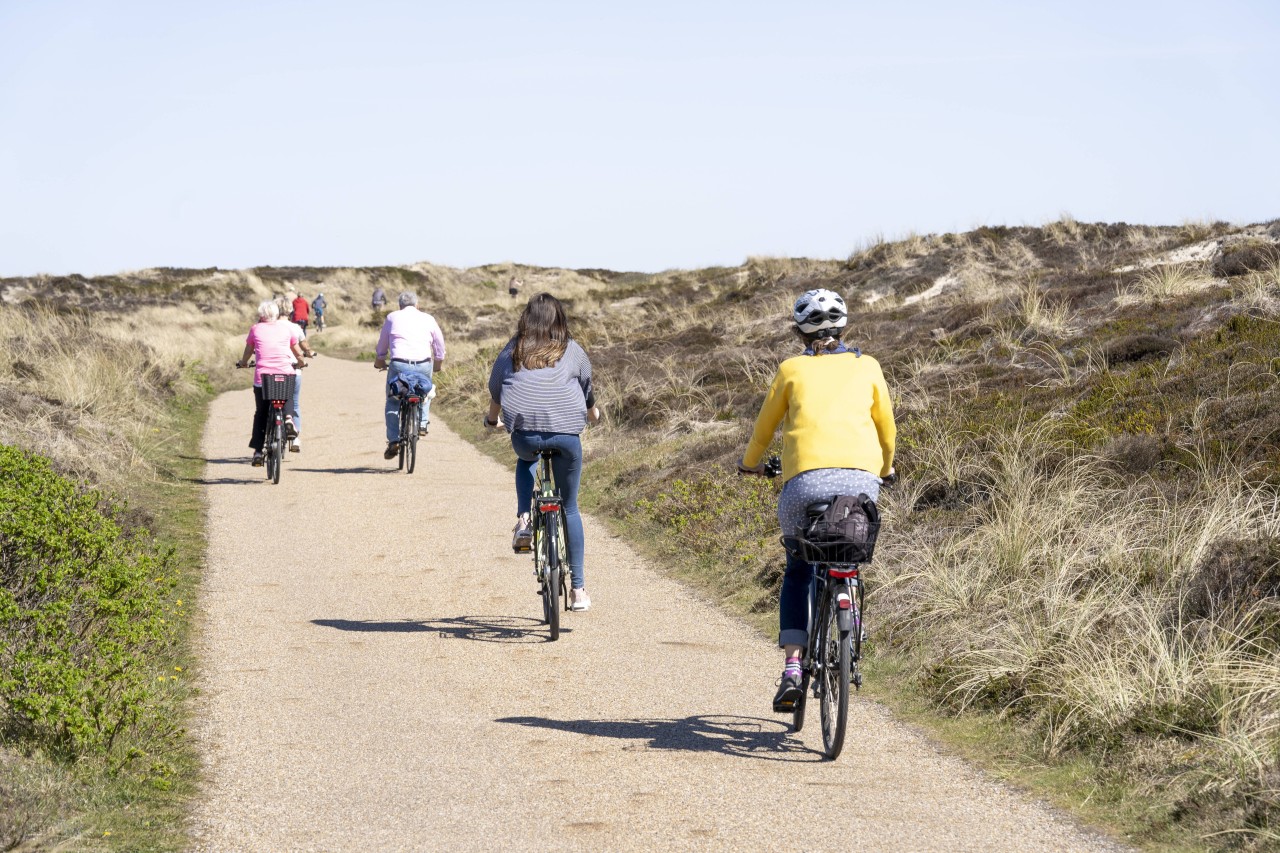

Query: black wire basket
left=783, top=535, right=875, bottom=565
left=261, top=373, right=295, bottom=401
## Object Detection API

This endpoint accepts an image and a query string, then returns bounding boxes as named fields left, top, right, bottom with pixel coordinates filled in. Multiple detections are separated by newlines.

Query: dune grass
left=430, top=219, right=1280, bottom=850
left=3, top=218, right=1279, bottom=850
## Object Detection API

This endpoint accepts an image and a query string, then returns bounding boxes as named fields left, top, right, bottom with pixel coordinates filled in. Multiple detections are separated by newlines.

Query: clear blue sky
left=1, top=1, right=1277, bottom=276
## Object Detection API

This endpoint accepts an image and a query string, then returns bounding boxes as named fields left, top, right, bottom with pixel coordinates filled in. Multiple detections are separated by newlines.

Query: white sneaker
left=570, top=589, right=591, bottom=612
left=289, top=438, right=301, bottom=453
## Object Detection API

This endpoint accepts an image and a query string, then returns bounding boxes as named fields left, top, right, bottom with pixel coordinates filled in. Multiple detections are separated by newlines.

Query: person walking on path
left=374, top=291, right=446, bottom=459
left=371, top=286, right=387, bottom=313
left=508, top=276, right=523, bottom=298
left=738, top=288, right=896, bottom=712
left=485, top=293, right=601, bottom=611
left=283, top=317, right=317, bottom=452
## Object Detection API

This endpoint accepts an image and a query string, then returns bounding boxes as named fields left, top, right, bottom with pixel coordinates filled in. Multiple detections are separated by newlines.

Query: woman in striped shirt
left=485, top=294, right=601, bottom=611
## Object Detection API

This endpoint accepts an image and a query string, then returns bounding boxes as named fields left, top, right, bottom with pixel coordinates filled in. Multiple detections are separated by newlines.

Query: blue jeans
left=777, top=468, right=882, bottom=648
left=291, top=369, right=302, bottom=435
left=511, top=431, right=585, bottom=590
left=384, top=360, right=433, bottom=442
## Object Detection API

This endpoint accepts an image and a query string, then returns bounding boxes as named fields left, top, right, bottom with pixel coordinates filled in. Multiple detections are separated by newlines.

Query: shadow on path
left=312, top=614, right=559, bottom=643
left=291, top=466, right=395, bottom=475
left=186, top=455, right=245, bottom=465
left=496, top=714, right=822, bottom=762
left=193, top=476, right=262, bottom=486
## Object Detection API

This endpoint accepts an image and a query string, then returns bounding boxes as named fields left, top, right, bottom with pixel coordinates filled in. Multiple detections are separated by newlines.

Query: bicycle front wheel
left=818, top=594, right=850, bottom=758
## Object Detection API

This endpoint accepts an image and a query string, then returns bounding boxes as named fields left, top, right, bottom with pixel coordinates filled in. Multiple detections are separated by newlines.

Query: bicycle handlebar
left=739, top=455, right=897, bottom=486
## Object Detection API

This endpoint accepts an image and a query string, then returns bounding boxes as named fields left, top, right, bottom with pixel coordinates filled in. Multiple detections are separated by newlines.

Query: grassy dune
left=431, top=219, right=1280, bottom=850
left=3, top=220, right=1279, bottom=849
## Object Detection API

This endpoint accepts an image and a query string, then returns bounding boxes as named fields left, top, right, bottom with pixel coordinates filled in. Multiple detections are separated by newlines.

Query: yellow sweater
left=743, top=351, right=896, bottom=481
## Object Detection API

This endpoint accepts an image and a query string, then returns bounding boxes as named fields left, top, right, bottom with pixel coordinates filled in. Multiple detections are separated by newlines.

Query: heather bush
left=0, top=445, right=176, bottom=757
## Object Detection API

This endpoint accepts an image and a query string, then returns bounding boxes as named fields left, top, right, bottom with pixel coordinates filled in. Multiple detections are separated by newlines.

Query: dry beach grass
left=2, top=218, right=1280, bottom=848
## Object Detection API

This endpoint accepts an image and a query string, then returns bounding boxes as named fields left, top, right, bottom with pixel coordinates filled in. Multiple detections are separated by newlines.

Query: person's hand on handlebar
left=374, top=355, right=387, bottom=370
left=737, top=459, right=767, bottom=476
left=587, top=405, right=602, bottom=425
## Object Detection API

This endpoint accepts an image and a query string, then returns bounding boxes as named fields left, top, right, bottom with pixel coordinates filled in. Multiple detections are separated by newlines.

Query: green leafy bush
left=0, top=445, right=175, bottom=757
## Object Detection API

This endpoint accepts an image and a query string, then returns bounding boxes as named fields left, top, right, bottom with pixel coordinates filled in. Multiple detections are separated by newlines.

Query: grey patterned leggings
left=778, top=467, right=882, bottom=536
left=777, top=467, right=882, bottom=647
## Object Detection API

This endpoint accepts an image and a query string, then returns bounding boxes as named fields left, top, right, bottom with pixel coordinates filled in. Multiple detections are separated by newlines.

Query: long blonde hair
left=513, top=293, right=570, bottom=371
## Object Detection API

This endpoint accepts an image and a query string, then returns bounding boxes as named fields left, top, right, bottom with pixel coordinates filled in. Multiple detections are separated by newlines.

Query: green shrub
left=0, top=445, right=175, bottom=757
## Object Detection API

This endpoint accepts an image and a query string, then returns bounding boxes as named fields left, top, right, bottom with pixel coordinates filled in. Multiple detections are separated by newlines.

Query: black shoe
left=773, top=672, right=803, bottom=713
left=383, top=441, right=400, bottom=460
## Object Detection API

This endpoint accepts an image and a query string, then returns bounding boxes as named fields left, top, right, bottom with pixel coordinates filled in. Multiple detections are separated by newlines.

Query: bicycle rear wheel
left=406, top=403, right=419, bottom=474
left=544, top=511, right=561, bottom=640
left=267, top=415, right=283, bottom=484
left=818, top=594, right=850, bottom=758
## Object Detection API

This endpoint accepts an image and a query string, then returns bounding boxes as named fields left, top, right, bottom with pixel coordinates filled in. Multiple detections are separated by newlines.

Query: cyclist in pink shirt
left=236, top=300, right=307, bottom=467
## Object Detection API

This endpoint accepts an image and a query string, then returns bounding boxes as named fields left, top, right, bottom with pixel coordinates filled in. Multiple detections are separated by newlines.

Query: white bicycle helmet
left=792, top=289, right=848, bottom=335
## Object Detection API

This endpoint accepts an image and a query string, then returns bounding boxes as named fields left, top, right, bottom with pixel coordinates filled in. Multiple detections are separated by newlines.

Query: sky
left=1, top=0, right=1277, bottom=276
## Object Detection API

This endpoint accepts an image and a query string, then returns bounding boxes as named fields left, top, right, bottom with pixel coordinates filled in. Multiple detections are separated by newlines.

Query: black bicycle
left=754, top=455, right=874, bottom=759
left=380, top=366, right=424, bottom=474
left=529, top=449, right=569, bottom=640
left=260, top=373, right=294, bottom=485
left=395, top=392, right=422, bottom=474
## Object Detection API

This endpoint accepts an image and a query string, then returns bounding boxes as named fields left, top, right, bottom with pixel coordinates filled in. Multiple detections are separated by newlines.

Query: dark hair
left=796, top=326, right=844, bottom=354
left=513, top=293, right=571, bottom=370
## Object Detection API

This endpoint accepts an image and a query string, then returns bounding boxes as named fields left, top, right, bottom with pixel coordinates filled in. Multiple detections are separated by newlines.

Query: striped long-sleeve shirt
left=488, top=338, right=596, bottom=434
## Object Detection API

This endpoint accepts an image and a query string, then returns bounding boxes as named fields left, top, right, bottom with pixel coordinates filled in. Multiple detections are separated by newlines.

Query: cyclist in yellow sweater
left=738, top=288, right=896, bottom=712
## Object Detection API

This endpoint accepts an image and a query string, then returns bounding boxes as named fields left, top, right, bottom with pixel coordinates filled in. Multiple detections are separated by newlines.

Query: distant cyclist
left=485, top=293, right=601, bottom=611
left=235, top=300, right=308, bottom=467
left=291, top=293, right=310, bottom=332
left=371, top=286, right=387, bottom=314
left=311, top=291, right=327, bottom=330
left=374, top=291, right=446, bottom=459
left=737, top=289, right=896, bottom=712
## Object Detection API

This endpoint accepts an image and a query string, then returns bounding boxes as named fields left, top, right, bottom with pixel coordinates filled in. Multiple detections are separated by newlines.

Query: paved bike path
left=191, top=356, right=1125, bottom=852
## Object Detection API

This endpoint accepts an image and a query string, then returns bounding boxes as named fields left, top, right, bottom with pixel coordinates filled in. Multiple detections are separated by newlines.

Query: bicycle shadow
left=312, top=614, right=559, bottom=644
left=496, top=714, right=821, bottom=762
left=291, top=466, right=395, bottom=475
left=192, top=475, right=263, bottom=486
left=186, top=456, right=244, bottom=465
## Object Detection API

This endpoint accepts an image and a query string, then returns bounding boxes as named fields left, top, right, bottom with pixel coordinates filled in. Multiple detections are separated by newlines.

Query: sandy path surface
left=190, top=356, right=1125, bottom=852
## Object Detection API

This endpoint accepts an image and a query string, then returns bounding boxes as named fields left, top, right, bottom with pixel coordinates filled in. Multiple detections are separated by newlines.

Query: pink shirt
left=376, top=306, right=446, bottom=363
left=246, top=320, right=298, bottom=386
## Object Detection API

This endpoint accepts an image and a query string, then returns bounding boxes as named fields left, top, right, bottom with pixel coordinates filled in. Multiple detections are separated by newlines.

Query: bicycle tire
left=406, top=403, right=419, bottom=474
left=544, top=512, right=561, bottom=640
left=267, top=415, right=283, bottom=484
left=818, top=593, right=850, bottom=759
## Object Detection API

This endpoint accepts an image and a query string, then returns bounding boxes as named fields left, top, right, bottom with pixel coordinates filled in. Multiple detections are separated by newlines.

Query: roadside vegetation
left=3, top=219, right=1278, bottom=850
